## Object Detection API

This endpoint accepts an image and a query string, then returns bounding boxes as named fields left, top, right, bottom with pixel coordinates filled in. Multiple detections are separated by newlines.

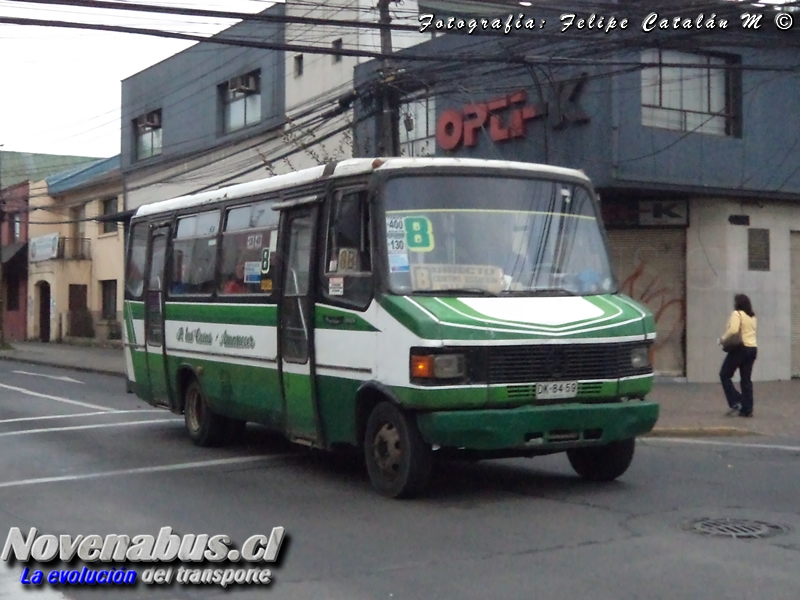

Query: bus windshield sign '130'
left=435, top=73, right=590, bottom=151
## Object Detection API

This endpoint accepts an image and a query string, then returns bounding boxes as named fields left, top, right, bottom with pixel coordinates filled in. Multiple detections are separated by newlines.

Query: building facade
left=0, top=182, right=29, bottom=342
left=121, top=0, right=430, bottom=214
left=27, top=157, right=124, bottom=343
left=0, top=150, right=100, bottom=342
left=354, top=10, right=800, bottom=382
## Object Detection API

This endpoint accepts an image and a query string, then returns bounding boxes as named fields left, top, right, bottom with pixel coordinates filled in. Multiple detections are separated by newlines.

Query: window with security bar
left=134, top=109, right=162, bottom=160
left=641, top=49, right=741, bottom=137
left=220, top=70, right=262, bottom=133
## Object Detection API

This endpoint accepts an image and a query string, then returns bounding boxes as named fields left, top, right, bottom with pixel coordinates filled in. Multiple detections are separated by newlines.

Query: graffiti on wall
left=622, top=262, right=685, bottom=339
left=609, top=234, right=687, bottom=376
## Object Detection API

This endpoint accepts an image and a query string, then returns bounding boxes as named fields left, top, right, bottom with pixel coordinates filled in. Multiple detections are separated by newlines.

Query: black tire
left=183, top=379, right=227, bottom=447
left=567, top=438, right=636, bottom=482
left=364, top=402, right=433, bottom=499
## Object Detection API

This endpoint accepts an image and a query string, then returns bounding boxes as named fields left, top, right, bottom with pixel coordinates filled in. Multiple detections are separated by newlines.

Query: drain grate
left=686, top=517, right=791, bottom=539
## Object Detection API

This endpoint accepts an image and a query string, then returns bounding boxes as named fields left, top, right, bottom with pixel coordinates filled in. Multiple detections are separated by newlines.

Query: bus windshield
left=383, top=174, right=616, bottom=296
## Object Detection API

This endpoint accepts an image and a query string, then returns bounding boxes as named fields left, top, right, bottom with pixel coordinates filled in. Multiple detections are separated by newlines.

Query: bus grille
left=483, top=343, right=651, bottom=384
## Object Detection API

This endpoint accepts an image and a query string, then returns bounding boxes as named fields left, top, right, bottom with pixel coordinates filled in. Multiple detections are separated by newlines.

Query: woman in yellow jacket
left=718, top=294, right=758, bottom=417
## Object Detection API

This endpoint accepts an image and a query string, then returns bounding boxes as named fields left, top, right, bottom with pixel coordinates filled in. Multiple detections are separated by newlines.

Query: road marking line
left=0, top=409, right=166, bottom=424
left=0, top=455, right=286, bottom=489
left=0, top=419, right=179, bottom=438
left=645, top=438, right=800, bottom=452
left=0, top=383, right=116, bottom=412
left=12, top=370, right=84, bottom=384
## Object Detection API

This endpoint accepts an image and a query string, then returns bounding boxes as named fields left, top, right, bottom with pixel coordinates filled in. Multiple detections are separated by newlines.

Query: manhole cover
left=686, top=518, right=791, bottom=539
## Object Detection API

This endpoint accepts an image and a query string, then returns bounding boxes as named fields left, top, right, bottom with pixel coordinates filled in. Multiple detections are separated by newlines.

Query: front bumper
left=416, top=401, right=659, bottom=451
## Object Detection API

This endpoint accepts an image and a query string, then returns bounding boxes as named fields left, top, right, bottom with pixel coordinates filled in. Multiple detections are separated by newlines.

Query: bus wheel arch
left=355, top=382, right=400, bottom=451
left=175, top=365, right=199, bottom=413
left=182, top=375, right=227, bottom=447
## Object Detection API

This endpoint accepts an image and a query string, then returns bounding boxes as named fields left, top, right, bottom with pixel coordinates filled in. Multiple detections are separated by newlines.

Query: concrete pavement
left=1, top=341, right=798, bottom=438
left=0, top=341, right=124, bottom=377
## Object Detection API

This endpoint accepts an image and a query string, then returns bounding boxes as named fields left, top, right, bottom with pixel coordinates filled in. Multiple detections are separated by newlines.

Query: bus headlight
left=410, top=353, right=467, bottom=380
left=631, top=346, right=651, bottom=369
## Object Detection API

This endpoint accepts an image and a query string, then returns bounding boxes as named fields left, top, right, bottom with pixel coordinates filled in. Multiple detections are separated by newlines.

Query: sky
left=0, top=0, right=277, bottom=158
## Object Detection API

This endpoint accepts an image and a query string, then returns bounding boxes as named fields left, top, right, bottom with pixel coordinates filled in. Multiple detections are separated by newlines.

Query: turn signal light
left=411, top=355, right=434, bottom=378
left=410, top=353, right=467, bottom=380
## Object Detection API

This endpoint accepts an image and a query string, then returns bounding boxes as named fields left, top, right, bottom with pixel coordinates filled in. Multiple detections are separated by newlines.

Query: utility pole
left=377, top=0, right=400, bottom=156
left=0, top=145, right=5, bottom=346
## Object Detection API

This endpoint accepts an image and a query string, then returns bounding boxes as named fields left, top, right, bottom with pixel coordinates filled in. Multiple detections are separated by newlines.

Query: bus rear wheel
left=184, top=379, right=226, bottom=447
left=364, top=402, right=433, bottom=499
left=567, top=438, right=636, bottom=482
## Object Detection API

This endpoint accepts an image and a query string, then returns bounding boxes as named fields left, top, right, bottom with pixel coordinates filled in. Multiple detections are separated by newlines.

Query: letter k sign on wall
left=436, top=72, right=590, bottom=151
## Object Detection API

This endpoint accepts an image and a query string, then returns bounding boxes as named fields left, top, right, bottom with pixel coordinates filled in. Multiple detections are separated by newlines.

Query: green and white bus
left=123, top=157, right=659, bottom=498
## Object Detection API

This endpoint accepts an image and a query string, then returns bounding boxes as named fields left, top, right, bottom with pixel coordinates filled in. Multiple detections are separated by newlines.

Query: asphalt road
left=1, top=360, right=800, bottom=600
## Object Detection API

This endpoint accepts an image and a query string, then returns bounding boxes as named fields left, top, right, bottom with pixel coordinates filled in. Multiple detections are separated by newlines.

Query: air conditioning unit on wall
left=229, top=75, right=257, bottom=93
left=140, top=112, right=161, bottom=128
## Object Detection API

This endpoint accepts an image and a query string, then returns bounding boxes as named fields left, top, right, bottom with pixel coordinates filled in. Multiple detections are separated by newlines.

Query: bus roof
left=133, top=157, right=592, bottom=219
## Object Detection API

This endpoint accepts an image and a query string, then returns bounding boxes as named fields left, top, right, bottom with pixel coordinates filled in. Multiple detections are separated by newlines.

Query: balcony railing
left=57, top=237, right=91, bottom=260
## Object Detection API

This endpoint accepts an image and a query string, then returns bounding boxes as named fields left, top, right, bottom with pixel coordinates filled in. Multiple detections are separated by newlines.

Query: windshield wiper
left=413, top=288, right=499, bottom=297
left=501, top=287, right=577, bottom=296
left=530, top=288, right=577, bottom=296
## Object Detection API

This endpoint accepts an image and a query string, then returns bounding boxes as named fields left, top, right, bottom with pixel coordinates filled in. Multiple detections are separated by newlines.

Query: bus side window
left=170, top=211, right=220, bottom=296
left=323, top=190, right=371, bottom=309
left=218, top=200, right=279, bottom=296
left=125, top=221, right=147, bottom=300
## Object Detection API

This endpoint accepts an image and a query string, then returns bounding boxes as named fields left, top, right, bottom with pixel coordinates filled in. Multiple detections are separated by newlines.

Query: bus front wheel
left=567, top=438, right=636, bottom=482
left=184, top=379, right=226, bottom=447
left=364, top=402, right=433, bottom=499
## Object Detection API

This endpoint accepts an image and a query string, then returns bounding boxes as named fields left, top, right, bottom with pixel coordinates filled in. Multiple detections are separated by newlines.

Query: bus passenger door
left=143, top=225, right=171, bottom=408
left=277, top=206, right=320, bottom=445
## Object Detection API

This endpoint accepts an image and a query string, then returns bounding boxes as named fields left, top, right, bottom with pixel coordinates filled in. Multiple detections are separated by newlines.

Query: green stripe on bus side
left=165, top=303, right=278, bottom=326
left=377, top=295, right=440, bottom=338
left=124, top=303, right=136, bottom=343
left=315, top=373, right=361, bottom=445
left=131, top=301, right=377, bottom=332
left=130, top=346, right=362, bottom=447
left=164, top=354, right=283, bottom=427
left=314, top=305, right=379, bottom=332
left=128, top=301, right=144, bottom=320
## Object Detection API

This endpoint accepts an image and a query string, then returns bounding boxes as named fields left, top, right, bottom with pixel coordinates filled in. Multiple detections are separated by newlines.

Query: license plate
left=536, top=381, right=578, bottom=400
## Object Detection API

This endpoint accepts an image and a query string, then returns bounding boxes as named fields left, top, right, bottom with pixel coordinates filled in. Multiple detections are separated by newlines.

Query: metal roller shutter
left=606, top=229, right=686, bottom=377
left=791, top=232, right=800, bottom=378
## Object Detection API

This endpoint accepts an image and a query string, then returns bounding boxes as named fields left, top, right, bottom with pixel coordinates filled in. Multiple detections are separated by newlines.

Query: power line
left=5, top=0, right=424, bottom=32
left=0, top=15, right=534, bottom=64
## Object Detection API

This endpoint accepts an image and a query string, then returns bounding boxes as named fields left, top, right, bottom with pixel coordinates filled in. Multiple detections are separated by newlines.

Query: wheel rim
left=372, top=421, right=402, bottom=478
left=186, top=386, right=203, bottom=433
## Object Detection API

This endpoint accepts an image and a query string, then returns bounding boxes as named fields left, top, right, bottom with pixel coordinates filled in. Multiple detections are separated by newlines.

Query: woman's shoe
left=738, top=412, right=753, bottom=418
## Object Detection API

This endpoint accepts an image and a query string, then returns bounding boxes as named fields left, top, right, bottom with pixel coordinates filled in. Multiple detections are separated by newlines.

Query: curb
left=645, top=426, right=757, bottom=438
left=0, top=354, right=126, bottom=379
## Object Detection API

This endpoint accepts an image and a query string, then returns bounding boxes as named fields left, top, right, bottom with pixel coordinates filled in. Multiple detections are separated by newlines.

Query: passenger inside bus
left=223, top=261, right=249, bottom=294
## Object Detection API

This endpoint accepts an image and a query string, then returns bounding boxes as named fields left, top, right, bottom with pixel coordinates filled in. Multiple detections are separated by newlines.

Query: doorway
left=37, top=281, right=51, bottom=342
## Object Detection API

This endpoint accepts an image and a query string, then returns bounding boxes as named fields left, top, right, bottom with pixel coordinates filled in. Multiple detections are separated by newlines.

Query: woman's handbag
left=722, top=311, right=745, bottom=353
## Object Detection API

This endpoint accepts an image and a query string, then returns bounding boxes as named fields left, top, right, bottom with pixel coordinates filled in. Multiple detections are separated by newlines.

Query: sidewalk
left=0, top=341, right=125, bottom=378
left=1, top=341, right=798, bottom=438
